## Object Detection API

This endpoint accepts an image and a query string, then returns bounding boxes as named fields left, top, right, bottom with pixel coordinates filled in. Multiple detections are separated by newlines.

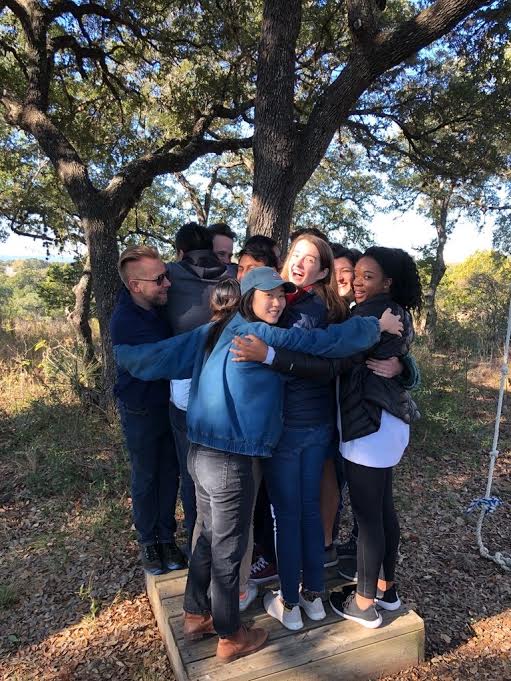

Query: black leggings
left=344, top=459, right=400, bottom=599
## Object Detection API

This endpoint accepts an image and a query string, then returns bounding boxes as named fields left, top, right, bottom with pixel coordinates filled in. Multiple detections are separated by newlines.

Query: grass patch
left=0, top=583, right=18, bottom=610
left=90, top=496, right=132, bottom=544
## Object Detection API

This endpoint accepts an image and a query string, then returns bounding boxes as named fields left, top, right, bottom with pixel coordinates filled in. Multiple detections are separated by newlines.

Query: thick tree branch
left=0, top=95, right=98, bottom=211
left=296, top=0, right=493, bottom=192
left=106, top=135, right=253, bottom=225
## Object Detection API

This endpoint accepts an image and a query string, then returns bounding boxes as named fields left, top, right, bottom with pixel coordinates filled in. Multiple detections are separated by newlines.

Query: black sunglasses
left=131, top=272, right=170, bottom=286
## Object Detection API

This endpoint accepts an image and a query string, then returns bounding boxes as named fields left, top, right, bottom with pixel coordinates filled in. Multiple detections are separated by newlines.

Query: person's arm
left=238, top=309, right=401, bottom=359
left=230, top=335, right=350, bottom=380
left=114, top=325, right=208, bottom=381
left=397, top=353, right=420, bottom=390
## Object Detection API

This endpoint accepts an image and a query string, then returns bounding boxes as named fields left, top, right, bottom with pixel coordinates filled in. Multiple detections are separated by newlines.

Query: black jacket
left=269, top=293, right=419, bottom=440
left=165, top=249, right=231, bottom=335
left=339, top=294, right=418, bottom=442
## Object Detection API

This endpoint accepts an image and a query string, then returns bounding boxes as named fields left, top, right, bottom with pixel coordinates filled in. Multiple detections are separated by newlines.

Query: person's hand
left=379, top=308, right=403, bottom=336
left=230, top=335, right=269, bottom=363
left=366, top=356, right=403, bottom=378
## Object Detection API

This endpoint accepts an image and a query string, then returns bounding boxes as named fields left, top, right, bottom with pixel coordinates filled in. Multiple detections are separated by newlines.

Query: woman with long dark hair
left=328, top=247, right=422, bottom=628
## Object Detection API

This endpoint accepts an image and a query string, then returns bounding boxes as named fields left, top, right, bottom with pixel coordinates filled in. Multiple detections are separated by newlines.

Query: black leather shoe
left=141, top=543, right=166, bottom=575
left=160, top=542, right=187, bottom=571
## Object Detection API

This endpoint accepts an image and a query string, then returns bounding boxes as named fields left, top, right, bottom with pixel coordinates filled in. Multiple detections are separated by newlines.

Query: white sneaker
left=299, top=590, right=326, bottom=621
left=263, top=590, right=303, bottom=630
left=239, top=582, right=258, bottom=612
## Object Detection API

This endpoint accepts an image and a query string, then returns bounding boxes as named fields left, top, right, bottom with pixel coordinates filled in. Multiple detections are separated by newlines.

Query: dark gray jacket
left=165, top=249, right=231, bottom=335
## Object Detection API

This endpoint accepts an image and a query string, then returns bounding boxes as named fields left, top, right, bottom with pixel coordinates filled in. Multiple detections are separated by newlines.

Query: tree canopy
left=1, top=0, right=509, bottom=398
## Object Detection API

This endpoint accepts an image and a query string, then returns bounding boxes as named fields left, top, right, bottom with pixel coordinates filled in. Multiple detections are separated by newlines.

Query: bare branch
left=176, top=172, right=208, bottom=225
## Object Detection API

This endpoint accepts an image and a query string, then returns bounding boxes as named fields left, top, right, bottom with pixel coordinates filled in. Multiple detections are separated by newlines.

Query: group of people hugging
left=110, top=222, right=422, bottom=663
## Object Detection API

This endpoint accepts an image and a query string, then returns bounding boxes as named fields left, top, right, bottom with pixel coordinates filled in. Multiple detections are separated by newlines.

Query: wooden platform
left=145, top=567, right=425, bottom=681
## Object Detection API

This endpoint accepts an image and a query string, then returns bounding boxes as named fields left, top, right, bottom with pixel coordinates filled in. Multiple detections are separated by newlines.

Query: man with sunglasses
left=110, top=245, right=187, bottom=575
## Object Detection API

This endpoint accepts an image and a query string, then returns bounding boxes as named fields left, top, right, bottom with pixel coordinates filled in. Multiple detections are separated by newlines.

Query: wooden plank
left=254, top=629, right=424, bottom=681
left=156, top=575, right=188, bottom=600
left=145, top=576, right=188, bottom=681
left=189, top=610, right=424, bottom=681
left=179, top=608, right=339, bottom=664
left=177, top=600, right=408, bottom=665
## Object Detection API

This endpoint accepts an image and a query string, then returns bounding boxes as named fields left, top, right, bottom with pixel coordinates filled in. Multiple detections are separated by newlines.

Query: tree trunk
left=68, top=254, right=95, bottom=365
left=247, top=0, right=302, bottom=246
left=424, top=196, right=450, bottom=348
left=82, top=210, right=121, bottom=408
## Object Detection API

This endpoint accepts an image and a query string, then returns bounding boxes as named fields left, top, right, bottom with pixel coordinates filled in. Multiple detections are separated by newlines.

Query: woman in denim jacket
left=114, top=267, right=402, bottom=662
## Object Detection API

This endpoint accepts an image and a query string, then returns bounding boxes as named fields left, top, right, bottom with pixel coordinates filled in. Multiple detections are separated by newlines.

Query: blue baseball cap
left=240, top=266, right=296, bottom=295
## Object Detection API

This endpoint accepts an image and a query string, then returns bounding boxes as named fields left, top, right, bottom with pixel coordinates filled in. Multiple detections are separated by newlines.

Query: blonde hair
left=118, top=245, right=161, bottom=286
left=281, top=234, right=348, bottom=322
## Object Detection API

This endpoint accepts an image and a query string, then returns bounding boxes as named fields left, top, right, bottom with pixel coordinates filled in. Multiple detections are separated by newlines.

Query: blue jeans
left=184, top=445, right=254, bottom=637
left=118, top=402, right=179, bottom=546
left=169, top=402, right=197, bottom=551
left=263, top=424, right=333, bottom=604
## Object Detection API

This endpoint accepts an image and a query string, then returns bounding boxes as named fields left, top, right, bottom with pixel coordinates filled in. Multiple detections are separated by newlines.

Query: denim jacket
left=114, top=312, right=381, bottom=457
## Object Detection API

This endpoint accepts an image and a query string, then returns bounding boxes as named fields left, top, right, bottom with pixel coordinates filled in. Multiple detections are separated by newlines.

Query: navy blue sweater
left=110, top=289, right=172, bottom=409
left=280, top=291, right=335, bottom=427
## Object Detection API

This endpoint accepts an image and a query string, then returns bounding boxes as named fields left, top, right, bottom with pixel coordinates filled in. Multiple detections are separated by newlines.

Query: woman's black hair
left=330, top=243, right=362, bottom=267
left=363, top=246, right=422, bottom=313
left=206, top=279, right=241, bottom=353
left=205, top=282, right=271, bottom=354
left=239, top=289, right=260, bottom=322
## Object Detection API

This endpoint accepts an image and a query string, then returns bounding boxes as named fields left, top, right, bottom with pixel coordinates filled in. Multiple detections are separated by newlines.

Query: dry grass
left=0, top=329, right=509, bottom=680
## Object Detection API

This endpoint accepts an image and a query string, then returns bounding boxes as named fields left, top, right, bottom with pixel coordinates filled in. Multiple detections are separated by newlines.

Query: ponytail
left=206, top=279, right=241, bottom=354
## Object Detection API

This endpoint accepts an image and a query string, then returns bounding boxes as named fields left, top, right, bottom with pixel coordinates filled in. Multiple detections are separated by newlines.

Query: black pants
left=253, top=480, right=277, bottom=564
left=344, top=459, right=400, bottom=599
left=183, top=445, right=254, bottom=637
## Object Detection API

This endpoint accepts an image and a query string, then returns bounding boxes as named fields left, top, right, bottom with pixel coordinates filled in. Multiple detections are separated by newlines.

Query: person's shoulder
left=110, top=290, right=132, bottom=324
left=166, top=261, right=187, bottom=278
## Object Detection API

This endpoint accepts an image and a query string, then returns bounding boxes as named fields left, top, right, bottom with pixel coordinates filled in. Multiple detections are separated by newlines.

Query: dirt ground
left=0, top=354, right=510, bottom=680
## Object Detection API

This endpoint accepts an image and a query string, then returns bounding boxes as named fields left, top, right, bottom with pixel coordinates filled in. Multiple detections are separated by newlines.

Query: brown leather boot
left=183, top=612, right=215, bottom=641
left=216, top=625, right=268, bottom=663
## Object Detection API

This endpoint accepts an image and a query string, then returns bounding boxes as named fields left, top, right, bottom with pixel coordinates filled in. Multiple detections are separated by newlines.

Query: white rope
left=467, top=289, right=511, bottom=571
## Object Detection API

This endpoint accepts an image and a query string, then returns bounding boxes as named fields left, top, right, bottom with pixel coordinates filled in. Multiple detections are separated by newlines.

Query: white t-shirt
left=170, top=379, right=191, bottom=411
left=340, top=409, right=409, bottom=468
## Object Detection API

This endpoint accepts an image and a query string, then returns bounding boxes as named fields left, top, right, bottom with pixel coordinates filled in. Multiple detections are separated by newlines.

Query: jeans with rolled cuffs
left=169, top=401, right=197, bottom=552
left=262, top=423, right=334, bottom=605
left=118, top=401, right=179, bottom=546
left=184, top=445, right=255, bottom=637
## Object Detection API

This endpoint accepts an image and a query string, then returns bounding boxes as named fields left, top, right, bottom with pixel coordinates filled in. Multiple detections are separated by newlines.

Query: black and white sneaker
left=329, top=591, right=382, bottom=629
left=324, top=544, right=339, bottom=568
left=375, top=584, right=401, bottom=611
left=337, top=557, right=358, bottom=582
left=336, top=535, right=357, bottom=559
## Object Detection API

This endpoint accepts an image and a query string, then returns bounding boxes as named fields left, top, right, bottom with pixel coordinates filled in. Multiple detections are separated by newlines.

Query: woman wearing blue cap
left=114, top=267, right=402, bottom=663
